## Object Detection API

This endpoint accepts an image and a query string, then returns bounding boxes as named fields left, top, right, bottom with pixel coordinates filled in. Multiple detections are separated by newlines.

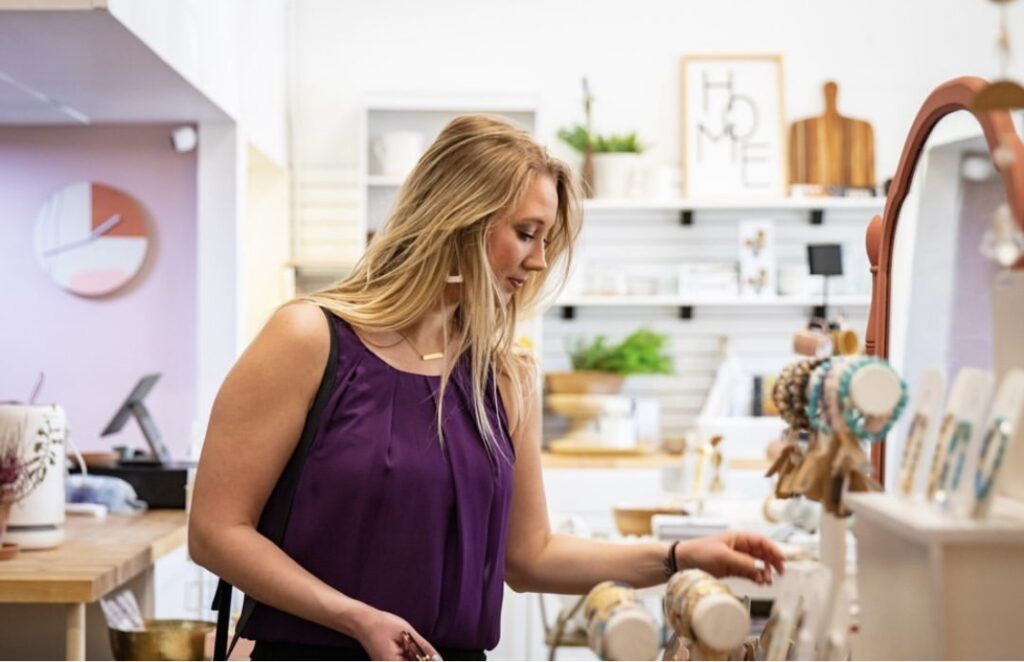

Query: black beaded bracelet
left=664, top=540, right=680, bottom=578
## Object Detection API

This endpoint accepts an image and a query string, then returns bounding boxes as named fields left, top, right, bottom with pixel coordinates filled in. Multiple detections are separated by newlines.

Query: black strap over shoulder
left=212, top=306, right=339, bottom=660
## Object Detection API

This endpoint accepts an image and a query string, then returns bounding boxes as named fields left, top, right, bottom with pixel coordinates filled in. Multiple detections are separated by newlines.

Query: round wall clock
left=34, top=181, right=151, bottom=297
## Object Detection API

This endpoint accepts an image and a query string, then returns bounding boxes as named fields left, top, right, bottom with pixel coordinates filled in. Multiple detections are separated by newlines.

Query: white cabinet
left=847, top=492, right=1024, bottom=660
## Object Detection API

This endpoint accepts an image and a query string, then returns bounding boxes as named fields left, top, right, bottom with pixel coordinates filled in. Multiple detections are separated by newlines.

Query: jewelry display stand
left=853, top=77, right=1024, bottom=660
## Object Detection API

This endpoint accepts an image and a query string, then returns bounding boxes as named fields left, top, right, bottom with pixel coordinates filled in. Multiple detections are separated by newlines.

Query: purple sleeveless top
left=243, top=315, right=516, bottom=650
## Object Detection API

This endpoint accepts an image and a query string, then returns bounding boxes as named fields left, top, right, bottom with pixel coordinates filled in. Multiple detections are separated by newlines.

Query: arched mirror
left=865, top=76, right=1024, bottom=487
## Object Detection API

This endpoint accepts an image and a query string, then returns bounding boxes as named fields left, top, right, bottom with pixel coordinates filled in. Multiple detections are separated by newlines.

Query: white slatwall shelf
left=555, top=295, right=871, bottom=307
left=546, top=197, right=878, bottom=441
left=583, top=197, right=885, bottom=212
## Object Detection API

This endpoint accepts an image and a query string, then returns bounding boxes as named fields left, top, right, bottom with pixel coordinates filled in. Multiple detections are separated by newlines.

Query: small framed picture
left=681, top=54, right=786, bottom=198
left=738, top=219, right=777, bottom=297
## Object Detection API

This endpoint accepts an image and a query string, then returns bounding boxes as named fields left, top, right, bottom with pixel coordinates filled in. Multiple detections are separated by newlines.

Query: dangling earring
left=446, top=274, right=464, bottom=284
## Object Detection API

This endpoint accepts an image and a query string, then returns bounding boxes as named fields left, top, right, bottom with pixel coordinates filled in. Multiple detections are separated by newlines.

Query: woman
left=189, top=115, right=784, bottom=661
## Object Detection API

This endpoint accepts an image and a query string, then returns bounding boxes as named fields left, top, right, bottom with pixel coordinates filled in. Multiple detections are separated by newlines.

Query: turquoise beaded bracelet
left=838, top=357, right=908, bottom=442
left=973, top=416, right=1011, bottom=510
left=937, top=420, right=972, bottom=498
left=805, top=358, right=833, bottom=434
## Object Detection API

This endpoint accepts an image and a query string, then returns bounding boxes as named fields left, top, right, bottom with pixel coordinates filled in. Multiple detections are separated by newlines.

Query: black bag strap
left=212, top=306, right=339, bottom=660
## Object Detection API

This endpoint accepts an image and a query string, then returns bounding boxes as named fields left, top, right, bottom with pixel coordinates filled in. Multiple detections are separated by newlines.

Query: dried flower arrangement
left=0, top=410, right=65, bottom=504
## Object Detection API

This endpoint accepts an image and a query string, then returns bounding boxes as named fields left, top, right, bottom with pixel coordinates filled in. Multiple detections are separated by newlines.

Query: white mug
left=373, top=131, right=425, bottom=177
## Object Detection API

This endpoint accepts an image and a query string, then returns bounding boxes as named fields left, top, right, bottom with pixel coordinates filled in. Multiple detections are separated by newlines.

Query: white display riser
left=847, top=492, right=1024, bottom=660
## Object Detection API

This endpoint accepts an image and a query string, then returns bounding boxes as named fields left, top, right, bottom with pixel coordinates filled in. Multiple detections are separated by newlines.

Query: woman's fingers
left=731, top=532, right=786, bottom=575
left=400, top=629, right=441, bottom=661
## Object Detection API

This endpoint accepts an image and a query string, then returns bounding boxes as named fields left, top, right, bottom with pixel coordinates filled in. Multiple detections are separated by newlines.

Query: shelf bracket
left=561, top=306, right=576, bottom=320
left=679, top=306, right=694, bottom=320
left=810, top=209, right=824, bottom=225
left=680, top=210, right=694, bottom=226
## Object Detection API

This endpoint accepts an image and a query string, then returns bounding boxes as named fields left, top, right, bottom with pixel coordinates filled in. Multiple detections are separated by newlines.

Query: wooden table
left=0, top=510, right=187, bottom=660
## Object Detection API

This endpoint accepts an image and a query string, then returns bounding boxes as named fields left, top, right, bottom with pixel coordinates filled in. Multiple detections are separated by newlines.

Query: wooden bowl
left=613, top=505, right=688, bottom=537
left=546, top=371, right=625, bottom=395
left=77, top=452, right=120, bottom=468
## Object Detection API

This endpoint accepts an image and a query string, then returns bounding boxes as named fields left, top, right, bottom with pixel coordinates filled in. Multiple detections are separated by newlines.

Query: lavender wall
left=949, top=175, right=1005, bottom=375
left=0, top=125, right=197, bottom=457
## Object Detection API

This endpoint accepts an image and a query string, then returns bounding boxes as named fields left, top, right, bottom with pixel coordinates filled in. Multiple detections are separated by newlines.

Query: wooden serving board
left=788, top=81, right=876, bottom=190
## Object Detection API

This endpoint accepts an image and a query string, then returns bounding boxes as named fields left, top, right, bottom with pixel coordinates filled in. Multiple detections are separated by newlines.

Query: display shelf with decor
left=557, top=295, right=868, bottom=321
left=691, top=343, right=786, bottom=469
left=547, top=190, right=878, bottom=442
left=545, top=329, right=673, bottom=454
left=358, top=93, right=540, bottom=248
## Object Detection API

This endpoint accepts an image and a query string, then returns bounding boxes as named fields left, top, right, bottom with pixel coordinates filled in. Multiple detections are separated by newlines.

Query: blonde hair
left=301, top=114, right=582, bottom=456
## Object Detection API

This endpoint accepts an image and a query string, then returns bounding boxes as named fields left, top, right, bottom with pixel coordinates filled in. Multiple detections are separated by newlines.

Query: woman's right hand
left=353, top=607, right=439, bottom=660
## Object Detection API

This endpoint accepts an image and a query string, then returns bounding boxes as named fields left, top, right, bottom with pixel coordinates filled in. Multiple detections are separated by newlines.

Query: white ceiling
left=0, top=9, right=229, bottom=124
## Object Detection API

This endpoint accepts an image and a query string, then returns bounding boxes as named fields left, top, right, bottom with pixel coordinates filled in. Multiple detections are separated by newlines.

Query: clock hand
left=90, top=213, right=123, bottom=239
left=41, top=214, right=123, bottom=258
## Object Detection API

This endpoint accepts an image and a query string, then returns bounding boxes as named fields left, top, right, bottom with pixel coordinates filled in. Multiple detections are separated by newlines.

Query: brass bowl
left=613, top=505, right=688, bottom=537
left=109, top=619, right=215, bottom=661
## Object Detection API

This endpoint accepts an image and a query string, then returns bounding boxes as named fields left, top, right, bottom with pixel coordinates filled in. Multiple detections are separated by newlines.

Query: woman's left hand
left=676, top=531, right=785, bottom=585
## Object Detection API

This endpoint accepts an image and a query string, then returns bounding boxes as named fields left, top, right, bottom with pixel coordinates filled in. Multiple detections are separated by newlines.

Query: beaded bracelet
left=824, top=357, right=855, bottom=435
left=972, top=416, right=1011, bottom=517
left=773, top=364, right=798, bottom=425
left=839, top=357, right=908, bottom=443
left=898, top=412, right=929, bottom=495
left=787, top=359, right=824, bottom=431
left=805, top=359, right=834, bottom=434
left=926, top=413, right=956, bottom=501
left=935, top=420, right=972, bottom=503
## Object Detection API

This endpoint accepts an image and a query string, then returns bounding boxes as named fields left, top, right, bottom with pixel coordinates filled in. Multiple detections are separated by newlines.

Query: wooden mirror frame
left=864, top=76, right=1024, bottom=481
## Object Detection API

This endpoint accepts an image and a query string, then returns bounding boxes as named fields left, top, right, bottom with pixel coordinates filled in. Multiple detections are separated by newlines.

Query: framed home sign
left=681, top=54, right=786, bottom=197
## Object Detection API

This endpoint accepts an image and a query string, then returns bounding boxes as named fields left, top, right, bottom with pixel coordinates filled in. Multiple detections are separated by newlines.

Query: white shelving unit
left=543, top=195, right=884, bottom=441
left=358, top=93, right=541, bottom=248
left=582, top=196, right=885, bottom=213
left=292, top=94, right=541, bottom=294
left=555, top=294, right=871, bottom=307
left=847, top=492, right=1024, bottom=660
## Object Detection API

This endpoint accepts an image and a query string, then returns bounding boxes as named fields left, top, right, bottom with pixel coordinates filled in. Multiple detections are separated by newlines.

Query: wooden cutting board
left=788, top=81, right=876, bottom=190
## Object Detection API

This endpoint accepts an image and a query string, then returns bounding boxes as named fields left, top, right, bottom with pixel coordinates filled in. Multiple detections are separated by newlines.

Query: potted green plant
left=558, top=78, right=649, bottom=199
left=558, top=124, right=647, bottom=199
left=547, top=328, right=674, bottom=394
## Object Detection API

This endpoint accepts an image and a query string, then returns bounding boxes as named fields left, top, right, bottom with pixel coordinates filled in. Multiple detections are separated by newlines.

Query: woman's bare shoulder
left=242, top=302, right=332, bottom=386
left=264, top=302, right=331, bottom=349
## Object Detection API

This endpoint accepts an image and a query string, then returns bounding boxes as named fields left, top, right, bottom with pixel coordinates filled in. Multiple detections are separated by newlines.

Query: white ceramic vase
left=592, top=153, right=644, bottom=199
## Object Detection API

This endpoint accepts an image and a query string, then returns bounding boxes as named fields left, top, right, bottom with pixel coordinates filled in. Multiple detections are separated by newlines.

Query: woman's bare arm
left=500, top=363, right=784, bottom=594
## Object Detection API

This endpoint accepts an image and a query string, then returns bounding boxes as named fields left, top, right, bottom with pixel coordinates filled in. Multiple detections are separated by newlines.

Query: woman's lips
left=508, top=277, right=525, bottom=289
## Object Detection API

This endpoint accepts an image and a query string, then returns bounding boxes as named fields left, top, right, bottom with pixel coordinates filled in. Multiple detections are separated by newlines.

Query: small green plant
left=557, top=78, right=647, bottom=155
left=567, top=328, right=674, bottom=375
left=557, top=124, right=646, bottom=154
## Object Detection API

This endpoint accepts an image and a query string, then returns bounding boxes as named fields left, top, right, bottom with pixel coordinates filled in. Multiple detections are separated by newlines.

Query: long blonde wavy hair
left=301, top=114, right=582, bottom=457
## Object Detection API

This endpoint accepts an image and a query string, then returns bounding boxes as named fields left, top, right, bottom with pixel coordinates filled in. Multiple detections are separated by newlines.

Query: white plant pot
left=592, top=153, right=644, bottom=199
